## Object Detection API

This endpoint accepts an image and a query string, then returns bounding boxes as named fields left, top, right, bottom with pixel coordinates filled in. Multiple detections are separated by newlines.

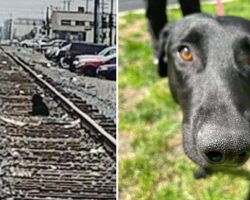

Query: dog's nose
left=205, top=151, right=223, bottom=163
left=203, top=150, right=248, bottom=165
left=197, top=123, right=250, bottom=166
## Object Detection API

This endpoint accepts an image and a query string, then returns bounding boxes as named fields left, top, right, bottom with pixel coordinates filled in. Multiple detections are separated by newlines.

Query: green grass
left=119, top=0, right=250, bottom=200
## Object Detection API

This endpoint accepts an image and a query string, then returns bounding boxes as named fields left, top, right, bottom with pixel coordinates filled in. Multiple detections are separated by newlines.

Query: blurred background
left=118, top=0, right=250, bottom=200
left=119, top=0, right=182, bottom=12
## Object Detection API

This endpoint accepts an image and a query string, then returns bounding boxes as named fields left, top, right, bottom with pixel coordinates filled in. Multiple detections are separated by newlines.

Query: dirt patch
left=242, top=160, right=250, bottom=170
left=120, top=88, right=146, bottom=113
left=119, top=185, right=139, bottom=200
left=167, top=130, right=184, bottom=158
left=119, top=131, right=135, bottom=159
left=119, top=18, right=150, bottom=41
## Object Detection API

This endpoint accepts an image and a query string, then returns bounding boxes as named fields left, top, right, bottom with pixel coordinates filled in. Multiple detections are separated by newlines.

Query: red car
left=74, top=54, right=116, bottom=77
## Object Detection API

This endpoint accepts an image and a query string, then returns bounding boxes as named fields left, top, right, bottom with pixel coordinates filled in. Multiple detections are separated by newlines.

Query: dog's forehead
left=174, top=15, right=217, bottom=32
left=170, top=14, right=250, bottom=42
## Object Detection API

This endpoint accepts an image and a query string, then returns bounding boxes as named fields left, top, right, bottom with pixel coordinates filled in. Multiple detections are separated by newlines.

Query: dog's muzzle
left=197, top=124, right=250, bottom=167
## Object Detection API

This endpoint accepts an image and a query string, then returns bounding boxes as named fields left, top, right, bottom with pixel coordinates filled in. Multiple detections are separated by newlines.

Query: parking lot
left=14, top=38, right=117, bottom=81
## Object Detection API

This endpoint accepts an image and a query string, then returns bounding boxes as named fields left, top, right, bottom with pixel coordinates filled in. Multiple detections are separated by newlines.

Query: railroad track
left=9, top=51, right=116, bottom=139
left=0, top=48, right=116, bottom=199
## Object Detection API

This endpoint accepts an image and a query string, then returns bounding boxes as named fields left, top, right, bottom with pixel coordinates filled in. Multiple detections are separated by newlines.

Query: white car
left=39, top=39, right=65, bottom=51
left=20, top=39, right=38, bottom=48
left=37, top=39, right=49, bottom=48
left=72, top=46, right=116, bottom=66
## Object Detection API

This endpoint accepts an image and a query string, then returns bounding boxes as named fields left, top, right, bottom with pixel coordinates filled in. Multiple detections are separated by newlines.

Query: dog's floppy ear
left=157, top=25, right=172, bottom=77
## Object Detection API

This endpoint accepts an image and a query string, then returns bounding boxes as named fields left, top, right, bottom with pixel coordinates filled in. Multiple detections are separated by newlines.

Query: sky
left=0, top=0, right=116, bottom=26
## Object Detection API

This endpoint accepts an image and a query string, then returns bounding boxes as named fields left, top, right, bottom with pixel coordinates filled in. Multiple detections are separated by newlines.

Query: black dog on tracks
left=158, top=13, right=250, bottom=178
left=30, top=94, right=49, bottom=116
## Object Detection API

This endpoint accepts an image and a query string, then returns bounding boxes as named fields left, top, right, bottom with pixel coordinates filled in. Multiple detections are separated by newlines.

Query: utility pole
left=100, top=0, right=109, bottom=43
left=86, top=0, right=89, bottom=12
left=63, top=0, right=66, bottom=10
left=9, top=13, right=13, bottom=42
left=46, top=6, right=50, bottom=37
left=93, top=0, right=100, bottom=43
left=101, top=0, right=104, bottom=13
left=109, top=0, right=114, bottom=45
left=67, top=0, right=71, bottom=11
left=83, top=0, right=90, bottom=13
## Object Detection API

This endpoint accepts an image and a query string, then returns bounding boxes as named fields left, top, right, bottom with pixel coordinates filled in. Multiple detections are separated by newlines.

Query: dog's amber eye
left=179, top=46, right=193, bottom=61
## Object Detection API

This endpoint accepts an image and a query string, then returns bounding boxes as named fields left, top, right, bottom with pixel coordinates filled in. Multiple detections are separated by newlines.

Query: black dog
left=158, top=13, right=250, bottom=178
left=30, top=94, right=49, bottom=116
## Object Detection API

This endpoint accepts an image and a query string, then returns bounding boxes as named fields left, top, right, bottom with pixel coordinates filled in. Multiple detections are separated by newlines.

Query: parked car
left=20, top=39, right=38, bottom=48
left=44, top=41, right=70, bottom=60
left=36, top=38, right=50, bottom=49
left=39, top=39, right=66, bottom=52
left=70, top=46, right=116, bottom=68
left=51, top=43, right=71, bottom=62
left=97, top=64, right=116, bottom=81
left=11, top=39, right=20, bottom=46
left=74, top=54, right=116, bottom=77
left=59, top=42, right=107, bottom=68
